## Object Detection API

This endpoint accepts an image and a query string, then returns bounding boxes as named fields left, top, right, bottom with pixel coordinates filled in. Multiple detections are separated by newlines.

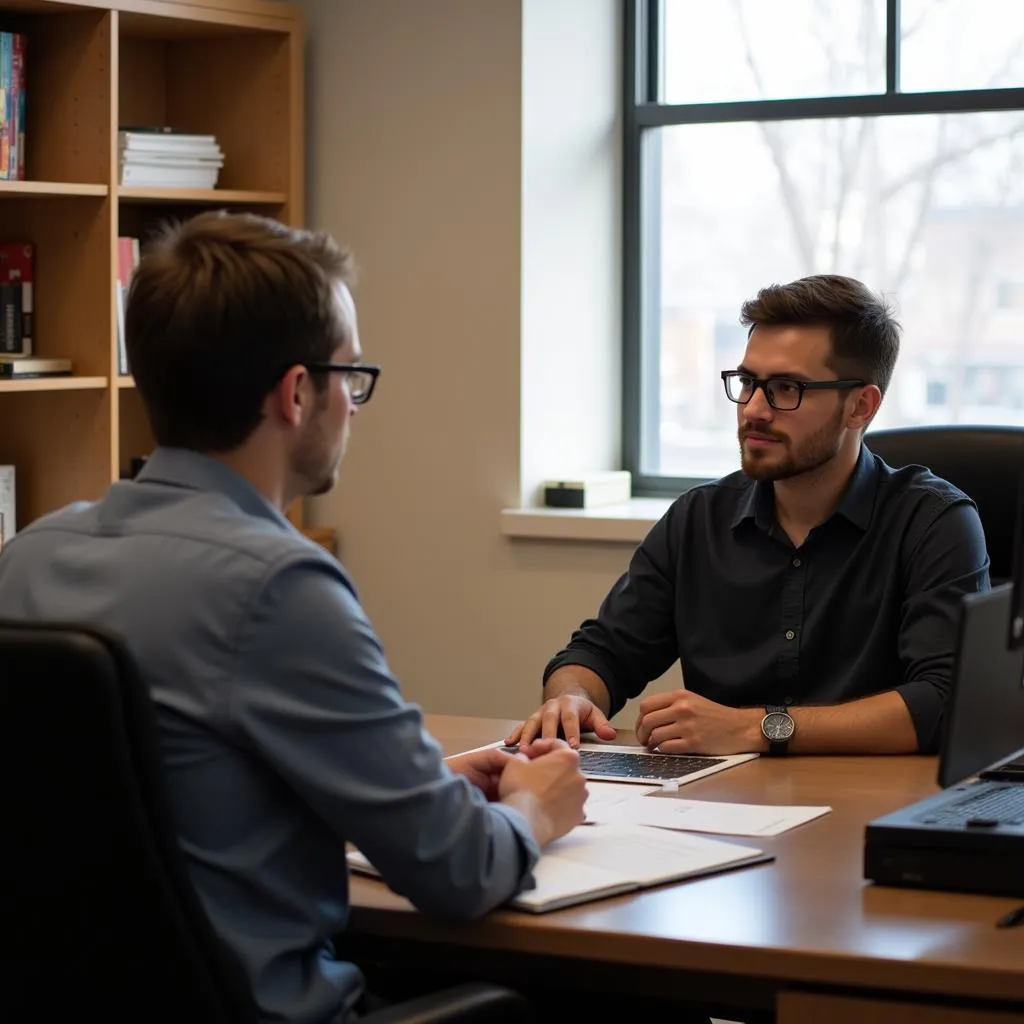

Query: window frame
left=623, top=0, right=1024, bottom=496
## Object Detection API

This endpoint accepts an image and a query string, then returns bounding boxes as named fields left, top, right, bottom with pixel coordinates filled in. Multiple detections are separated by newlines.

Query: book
left=115, top=237, right=139, bottom=374
left=0, top=464, right=13, bottom=548
left=347, top=822, right=772, bottom=914
left=0, top=33, right=9, bottom=179
left=0, top=243, right=33, bottom=355
left=118, top=127, right=224, bottom=189
left=0, top=356, right=71, bottom=378
left=0, top=32, right=25, bottom=181
left=10, top=32, right=24, bottom=180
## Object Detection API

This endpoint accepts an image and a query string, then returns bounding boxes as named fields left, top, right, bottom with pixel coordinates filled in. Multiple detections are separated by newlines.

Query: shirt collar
left=730, top=443, right=878, bottom=534
left=134, top=447, right=294, bottom=531
left=832, top=443, right=878, bottom=531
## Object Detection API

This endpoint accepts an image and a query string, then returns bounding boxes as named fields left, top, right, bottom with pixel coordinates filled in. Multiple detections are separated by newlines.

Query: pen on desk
left=996, top=905, right=1024, bottom=929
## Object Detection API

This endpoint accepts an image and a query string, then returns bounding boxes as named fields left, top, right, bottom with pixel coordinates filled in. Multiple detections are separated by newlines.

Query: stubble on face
left=291, top=391, right=342, bottom=497
left=739, top=400, right=846, bottom=482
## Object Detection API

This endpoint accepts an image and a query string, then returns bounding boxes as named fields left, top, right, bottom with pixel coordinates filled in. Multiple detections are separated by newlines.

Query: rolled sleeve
left=231, top=554, right=538, bottom=919
left=897, top=499, right=991, bottom=753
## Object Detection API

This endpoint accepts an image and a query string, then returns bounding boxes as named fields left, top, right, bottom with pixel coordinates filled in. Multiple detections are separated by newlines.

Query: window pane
left=662, top=0, right=886, bottom=104
left=646, top=112, right=1024, bottom=480
left=901, top=0, right=1024, bottom=93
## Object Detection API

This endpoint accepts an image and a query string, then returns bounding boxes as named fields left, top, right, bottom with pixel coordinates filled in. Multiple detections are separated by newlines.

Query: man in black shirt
left=508, top=275, right=990, bottom=757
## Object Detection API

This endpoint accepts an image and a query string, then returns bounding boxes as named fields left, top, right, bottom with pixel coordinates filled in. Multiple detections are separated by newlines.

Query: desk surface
left=347, top=716, right=1024, bottom=1007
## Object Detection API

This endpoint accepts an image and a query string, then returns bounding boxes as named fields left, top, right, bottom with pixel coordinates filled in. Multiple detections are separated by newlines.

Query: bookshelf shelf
left=0, top=181, right=108, bottom=198
left=0, top=376, right=108, bottom=393
left=0, top=0, right=304, bottom=529
left=118, top=187, right=287, bottom=205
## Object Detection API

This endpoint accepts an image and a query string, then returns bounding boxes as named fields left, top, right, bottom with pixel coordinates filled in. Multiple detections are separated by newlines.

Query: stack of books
left=118, top=127, right=224, bottom=189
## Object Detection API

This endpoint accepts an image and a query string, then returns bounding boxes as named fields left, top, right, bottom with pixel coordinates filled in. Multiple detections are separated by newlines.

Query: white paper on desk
left=585, top=794, right=831, bottom=837
left=584, top=781, right=659, bottom=817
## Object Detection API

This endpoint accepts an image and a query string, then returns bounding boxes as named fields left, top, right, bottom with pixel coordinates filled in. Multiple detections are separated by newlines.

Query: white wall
left=519, top=0, right=622, bottom=505
left=301, top=0, right=677, bottom=723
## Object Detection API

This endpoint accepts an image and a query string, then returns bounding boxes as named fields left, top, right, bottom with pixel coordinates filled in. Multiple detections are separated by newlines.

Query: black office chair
left=0, top=621, right=530, bottom=1023
left=864, top=424, right=1024, bottom=584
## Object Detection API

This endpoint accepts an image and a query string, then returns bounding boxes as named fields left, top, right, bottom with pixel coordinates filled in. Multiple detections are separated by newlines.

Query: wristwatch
left=761, top=704, right=795, bottom=756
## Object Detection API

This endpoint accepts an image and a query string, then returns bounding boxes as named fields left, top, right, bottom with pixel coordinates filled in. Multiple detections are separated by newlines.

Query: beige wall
left=301, top=0, right=677, bottom=723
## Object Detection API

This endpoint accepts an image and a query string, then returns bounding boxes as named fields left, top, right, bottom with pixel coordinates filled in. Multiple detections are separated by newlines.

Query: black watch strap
left=763, top=704, right=793, bottom=756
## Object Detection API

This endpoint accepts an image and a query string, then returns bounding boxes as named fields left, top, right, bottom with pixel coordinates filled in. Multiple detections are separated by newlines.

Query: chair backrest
left=0, top=621, right=255, bottom=1023
left=863, top=425, right=1024, bottom=583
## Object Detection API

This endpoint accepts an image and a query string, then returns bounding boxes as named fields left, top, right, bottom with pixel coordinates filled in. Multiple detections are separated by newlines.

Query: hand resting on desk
left=448, top=738, right=588, bottom=848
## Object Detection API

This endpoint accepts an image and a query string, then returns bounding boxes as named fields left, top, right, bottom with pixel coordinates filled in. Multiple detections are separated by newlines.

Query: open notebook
left=347, top=822, right=772, bottom=913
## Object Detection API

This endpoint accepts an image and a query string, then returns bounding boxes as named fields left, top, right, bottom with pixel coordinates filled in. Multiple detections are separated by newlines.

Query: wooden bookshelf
left=0, top=0, right=324, bottom=544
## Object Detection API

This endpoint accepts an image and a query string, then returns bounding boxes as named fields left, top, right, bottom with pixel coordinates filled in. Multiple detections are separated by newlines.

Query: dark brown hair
left=125, top=210, right=355, bottom=452
left=739, top=274, right=901, bottom=395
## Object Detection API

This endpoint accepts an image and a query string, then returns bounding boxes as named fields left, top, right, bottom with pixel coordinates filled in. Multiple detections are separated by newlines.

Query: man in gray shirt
left=0, top=212, right=587, bottom=1023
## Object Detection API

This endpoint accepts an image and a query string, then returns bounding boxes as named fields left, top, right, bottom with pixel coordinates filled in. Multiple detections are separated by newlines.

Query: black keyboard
left=500, top=746, right=725, bottom=780
left=915, top=783, right=1024, bottom=827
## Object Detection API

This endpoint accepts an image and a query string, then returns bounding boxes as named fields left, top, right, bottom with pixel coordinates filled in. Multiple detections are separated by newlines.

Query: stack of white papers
left=584, top=781, right=831, bottom=837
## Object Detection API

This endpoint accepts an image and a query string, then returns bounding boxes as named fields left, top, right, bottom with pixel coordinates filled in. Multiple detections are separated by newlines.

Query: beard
left=291, top=411, right=345, bottom=497
left=739, top=403, right=846, bottom=482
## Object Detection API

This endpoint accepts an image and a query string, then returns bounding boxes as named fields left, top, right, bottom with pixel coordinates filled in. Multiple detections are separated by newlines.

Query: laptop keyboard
left=915, top=784, right=1024, bottom=827
left=500, top=746, right=725, bottom=780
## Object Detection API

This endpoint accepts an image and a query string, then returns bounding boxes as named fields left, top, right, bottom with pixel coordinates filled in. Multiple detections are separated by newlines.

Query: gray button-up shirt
left=0, top=447, right=538, bottom=1023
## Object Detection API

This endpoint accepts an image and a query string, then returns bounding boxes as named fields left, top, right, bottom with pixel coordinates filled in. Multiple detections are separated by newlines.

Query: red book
left=0, top=243, right=34, bottom=356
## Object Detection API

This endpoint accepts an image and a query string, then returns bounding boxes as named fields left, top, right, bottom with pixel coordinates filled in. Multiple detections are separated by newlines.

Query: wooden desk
left=347, top=716, right=1024, bottom=1022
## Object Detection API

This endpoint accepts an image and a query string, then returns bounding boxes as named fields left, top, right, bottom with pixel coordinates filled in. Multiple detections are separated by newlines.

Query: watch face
left=763, top=711, right=795, bottom=741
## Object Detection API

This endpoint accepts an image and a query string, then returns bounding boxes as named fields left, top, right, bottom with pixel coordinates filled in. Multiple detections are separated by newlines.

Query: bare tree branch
left=830, top=117, right=869, bottom=270
left=879, top=122, right=1024, bottom=203
left=980, top=37, right=1024, bottom=89
left=899, top=0, right=955, bottom=43
left=730, top=0, right=817, bottom=271
left=888, top=120, right=948, bottom=293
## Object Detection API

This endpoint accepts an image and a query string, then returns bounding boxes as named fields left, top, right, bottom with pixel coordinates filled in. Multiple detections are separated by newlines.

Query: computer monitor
left=1010, top=471, right=1024, bottom=651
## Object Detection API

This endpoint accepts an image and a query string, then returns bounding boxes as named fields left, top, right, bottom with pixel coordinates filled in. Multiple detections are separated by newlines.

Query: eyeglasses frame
left=302, top=362, right=382, bottom=405
left=720, top=370, right=867, bottom=411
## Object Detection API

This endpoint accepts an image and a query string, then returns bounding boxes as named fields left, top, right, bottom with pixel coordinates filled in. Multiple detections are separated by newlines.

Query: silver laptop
left=497, top=741, right=757, bottom=786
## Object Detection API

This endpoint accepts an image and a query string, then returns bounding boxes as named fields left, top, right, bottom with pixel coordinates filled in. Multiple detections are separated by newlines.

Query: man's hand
left=505, top=693, right=617, bottom=749
left=446, top=746, right=519, bottom=801
left=634, top=689, right=765, bottom=754
left=497, top=739, right=588, bottom=848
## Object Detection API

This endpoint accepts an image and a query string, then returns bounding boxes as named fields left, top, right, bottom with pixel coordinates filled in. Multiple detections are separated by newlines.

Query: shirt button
left=785, top=629, right=796, bottom=641
left=792, top=557, right=801, bottom=567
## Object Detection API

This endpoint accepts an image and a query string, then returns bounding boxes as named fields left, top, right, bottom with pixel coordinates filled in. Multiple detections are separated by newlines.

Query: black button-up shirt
left=544, top=447, right=991, bottom=753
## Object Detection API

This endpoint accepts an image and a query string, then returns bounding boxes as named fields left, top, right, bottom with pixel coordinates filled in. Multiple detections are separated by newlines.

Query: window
left=624, top=0, right=1024, bottom=493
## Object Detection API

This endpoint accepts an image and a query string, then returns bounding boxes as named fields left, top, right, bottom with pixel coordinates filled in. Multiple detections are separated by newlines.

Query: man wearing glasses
left=0, top=212, right=588, bottom=1022
left=508, top=274, right=991, bottom=758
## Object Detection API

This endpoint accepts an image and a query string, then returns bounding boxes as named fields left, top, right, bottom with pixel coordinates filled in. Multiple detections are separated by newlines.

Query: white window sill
left=500, top=497, right=672, bottom=543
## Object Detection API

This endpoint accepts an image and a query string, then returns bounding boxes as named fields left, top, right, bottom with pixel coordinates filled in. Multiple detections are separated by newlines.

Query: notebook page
left=538, top=823, right=763, bottom=886
left=514, top=852, right=631, bottom=911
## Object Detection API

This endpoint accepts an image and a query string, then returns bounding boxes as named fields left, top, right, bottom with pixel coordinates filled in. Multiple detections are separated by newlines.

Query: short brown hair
left=126, top=210, right=355, bottom=452
left=739, top=274, right=901, bottom=396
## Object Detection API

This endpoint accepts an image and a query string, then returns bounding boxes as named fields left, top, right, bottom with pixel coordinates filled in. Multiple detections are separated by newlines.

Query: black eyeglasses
left=303, top=362, right=382, bottom=405
left=721, top=370, right=866, bottom=412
